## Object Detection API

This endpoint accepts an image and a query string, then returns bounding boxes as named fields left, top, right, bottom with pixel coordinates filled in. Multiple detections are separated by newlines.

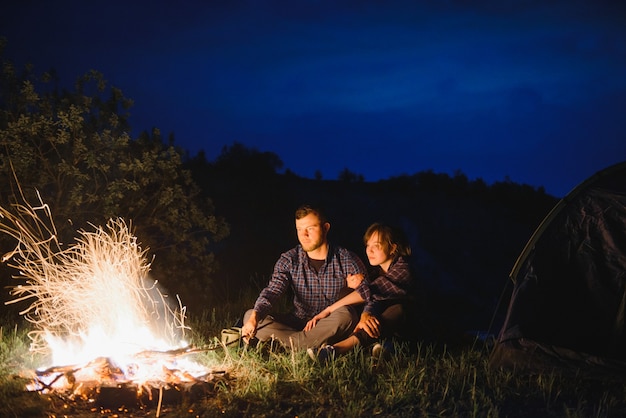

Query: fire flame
left=1, top=190, right=211, bottom=394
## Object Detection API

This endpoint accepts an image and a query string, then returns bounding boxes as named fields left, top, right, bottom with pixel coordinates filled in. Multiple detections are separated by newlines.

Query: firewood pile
left=24, top=347, right=230, bottom=409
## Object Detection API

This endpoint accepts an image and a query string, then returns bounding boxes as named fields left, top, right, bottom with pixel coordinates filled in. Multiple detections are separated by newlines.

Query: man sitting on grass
left=241, top=204, right=367, bottom=350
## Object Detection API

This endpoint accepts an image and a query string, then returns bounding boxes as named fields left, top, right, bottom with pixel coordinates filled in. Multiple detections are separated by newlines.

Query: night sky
left=2, top=1, right=625, bottom=197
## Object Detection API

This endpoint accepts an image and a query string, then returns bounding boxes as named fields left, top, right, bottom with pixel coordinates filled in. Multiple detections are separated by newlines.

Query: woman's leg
left=379, top=303, right=404, bottom=338
left=332, top=334, right=360, bottom=354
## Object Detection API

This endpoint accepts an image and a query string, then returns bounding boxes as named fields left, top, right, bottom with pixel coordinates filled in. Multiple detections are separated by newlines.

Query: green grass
left=0, top=321, right=51, bottom=417
left=1, top=312, right=625, bottom=418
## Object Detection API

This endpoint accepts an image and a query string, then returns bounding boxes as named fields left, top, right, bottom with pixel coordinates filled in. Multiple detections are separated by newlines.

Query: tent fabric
left=490, top=161, right=626, bottom=376
left=490, top=338, right=626, bottom=379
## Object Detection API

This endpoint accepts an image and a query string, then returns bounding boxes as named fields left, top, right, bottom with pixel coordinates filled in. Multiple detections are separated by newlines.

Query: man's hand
left=354, top=312, right=380, bottom=338
left=241, top=312, right=258, bottom=343
left=304, top=309, right=331, bottom=331
left=347, top=273, right=364, bottom=289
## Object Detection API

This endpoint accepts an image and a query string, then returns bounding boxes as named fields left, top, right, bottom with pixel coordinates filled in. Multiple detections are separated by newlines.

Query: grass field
left=0, top=310, right=625, bottom=418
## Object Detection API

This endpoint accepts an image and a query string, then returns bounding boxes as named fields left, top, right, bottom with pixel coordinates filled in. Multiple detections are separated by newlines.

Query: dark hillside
left=189, top=149, right=557, bottom=341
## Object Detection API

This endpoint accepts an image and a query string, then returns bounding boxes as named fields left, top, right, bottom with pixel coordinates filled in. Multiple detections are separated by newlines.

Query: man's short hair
left=295, top=204, right=328, bottom=224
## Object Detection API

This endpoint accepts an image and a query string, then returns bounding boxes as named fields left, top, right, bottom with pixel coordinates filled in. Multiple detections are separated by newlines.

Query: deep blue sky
left=2, top=1, right=625, bottom=197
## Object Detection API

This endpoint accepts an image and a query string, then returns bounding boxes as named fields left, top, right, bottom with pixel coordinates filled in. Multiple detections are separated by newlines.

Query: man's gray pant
left=243, top=306, right=358, bottom=350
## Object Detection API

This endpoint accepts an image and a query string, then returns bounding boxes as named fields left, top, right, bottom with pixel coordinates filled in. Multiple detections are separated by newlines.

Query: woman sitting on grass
left=306, top=222, right=414, bottom=362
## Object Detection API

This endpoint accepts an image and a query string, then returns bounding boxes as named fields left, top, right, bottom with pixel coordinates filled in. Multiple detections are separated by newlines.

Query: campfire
left=1, top=190, right=226, bottom=411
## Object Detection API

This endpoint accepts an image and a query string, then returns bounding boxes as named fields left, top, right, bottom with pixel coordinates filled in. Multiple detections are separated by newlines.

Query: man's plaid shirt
left=253, top=243, right=367, bottom=321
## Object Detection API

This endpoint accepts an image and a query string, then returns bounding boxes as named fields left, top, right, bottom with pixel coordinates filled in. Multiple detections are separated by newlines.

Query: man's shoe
left=372, top=341, right=394, bottom=362
left=372, top=342, right=383, bottom=359
left=307, top=344, right=335, bottom=364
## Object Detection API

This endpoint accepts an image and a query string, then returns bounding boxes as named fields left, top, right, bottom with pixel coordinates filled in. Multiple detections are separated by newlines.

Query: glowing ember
left=0, top=190, right=214, bottom=396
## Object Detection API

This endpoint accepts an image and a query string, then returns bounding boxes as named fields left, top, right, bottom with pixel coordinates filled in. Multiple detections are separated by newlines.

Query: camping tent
left=490, top=161, right=626, bottom=377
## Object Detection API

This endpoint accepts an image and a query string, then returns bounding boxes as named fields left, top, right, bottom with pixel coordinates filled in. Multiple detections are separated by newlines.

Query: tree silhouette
left=338, top=167, right=364, bottom=182
left=0, top=51, right=228, bottom=311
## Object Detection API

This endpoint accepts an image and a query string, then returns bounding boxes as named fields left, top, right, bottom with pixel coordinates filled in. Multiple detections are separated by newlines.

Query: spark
left=0, top=190, right=189, bottom=365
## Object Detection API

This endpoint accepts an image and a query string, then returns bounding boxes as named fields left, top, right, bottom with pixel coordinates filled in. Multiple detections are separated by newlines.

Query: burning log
left=28, top=351, right=230, bottom=409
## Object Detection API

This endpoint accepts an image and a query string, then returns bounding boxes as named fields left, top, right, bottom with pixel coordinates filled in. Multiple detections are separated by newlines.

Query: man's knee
left=330, top=305, right=359, bottom=332
left=243, top=308, right=255, bottom=323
